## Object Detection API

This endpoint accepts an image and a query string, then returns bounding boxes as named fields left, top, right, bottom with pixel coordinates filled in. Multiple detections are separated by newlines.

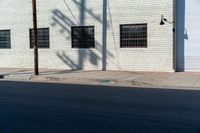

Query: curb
left=1, top=74, right=200, bottom=90
left=2, top=74, right=34, bottom=81
left=27, top=75, right=155, bottom=87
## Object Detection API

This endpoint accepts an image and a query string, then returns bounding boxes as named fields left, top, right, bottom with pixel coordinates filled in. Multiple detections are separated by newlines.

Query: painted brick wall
left=0, top=0, right=174, bottom=72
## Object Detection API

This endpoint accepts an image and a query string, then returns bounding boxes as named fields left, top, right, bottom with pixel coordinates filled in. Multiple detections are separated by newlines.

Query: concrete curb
left=38, top=76, right=200, bottom=90
left=3, top=74, right=33, bottom=80
left=1, top=71, right=200, bottom=89
left=1, top=73, right=154, bottom=87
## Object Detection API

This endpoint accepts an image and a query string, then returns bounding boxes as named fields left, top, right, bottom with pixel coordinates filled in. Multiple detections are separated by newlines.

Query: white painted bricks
left=0, top=0, right=174, bottom=72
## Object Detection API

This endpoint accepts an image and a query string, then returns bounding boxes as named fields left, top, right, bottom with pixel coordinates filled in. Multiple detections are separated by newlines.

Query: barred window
left=120, top=24, right=147, bottom=48
left=72, top=26, right=95, bottom=48
left=0, top=30, right=11, bottom=48
left=30, top=28, right=49, bottom=48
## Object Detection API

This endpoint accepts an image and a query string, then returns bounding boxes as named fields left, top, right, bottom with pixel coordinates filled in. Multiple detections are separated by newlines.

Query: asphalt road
left=0, top=81, right=200, bottom=133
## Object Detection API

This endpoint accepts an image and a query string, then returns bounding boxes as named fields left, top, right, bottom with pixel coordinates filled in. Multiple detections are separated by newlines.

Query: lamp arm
left=165, top=20, right=175, bottom=24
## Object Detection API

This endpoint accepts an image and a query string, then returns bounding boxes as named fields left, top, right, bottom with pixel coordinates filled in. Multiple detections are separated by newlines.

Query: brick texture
left=0, top=0, right=174, bottom=72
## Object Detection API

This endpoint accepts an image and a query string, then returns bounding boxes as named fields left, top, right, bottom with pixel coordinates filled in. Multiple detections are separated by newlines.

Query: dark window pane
left=0, top=30, right=11, bottom=48
left=71, top=26, right=95, bottom=48
left=30, top=28, right=49, bottom=48
left=120, top=24, right=147, bottom=48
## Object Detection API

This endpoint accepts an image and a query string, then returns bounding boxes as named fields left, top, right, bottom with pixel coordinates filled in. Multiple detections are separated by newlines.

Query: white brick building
left=0, top=0, right=176, bottom=72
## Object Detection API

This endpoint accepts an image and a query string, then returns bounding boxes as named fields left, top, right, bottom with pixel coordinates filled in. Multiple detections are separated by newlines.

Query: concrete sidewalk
left=1, top=68, right=200, bottom=88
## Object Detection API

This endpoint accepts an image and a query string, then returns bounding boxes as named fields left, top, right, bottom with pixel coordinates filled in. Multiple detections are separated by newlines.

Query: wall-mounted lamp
left=160, top=15, right=174, bottom=25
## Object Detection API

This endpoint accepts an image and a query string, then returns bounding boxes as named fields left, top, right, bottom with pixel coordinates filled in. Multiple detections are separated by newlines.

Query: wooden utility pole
left=32, top=0, right=39, bottom=75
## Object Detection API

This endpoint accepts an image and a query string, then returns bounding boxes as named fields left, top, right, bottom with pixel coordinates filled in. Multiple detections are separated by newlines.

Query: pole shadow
left=51, top=0, right=113, bottom=70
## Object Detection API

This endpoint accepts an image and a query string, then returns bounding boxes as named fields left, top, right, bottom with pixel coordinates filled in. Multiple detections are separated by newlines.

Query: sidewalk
left=1, top=68, right=200, bottom=89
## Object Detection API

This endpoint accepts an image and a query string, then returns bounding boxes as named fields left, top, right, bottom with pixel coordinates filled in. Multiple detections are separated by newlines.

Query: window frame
left=120, top=23, right=148, bottom=48
left=29, top=28, right=50, bottom=49
left=0, top=30, right=11, bottom=49
left=71, top=26, right=95, bottom=49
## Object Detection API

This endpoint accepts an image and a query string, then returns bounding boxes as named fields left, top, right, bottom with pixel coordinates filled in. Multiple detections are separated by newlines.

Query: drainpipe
left=173, top=0, right=177, bottom=72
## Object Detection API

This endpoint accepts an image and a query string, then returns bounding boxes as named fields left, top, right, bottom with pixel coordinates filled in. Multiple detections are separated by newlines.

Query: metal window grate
left=72, top=26, right=95, bottom=48
left=120, top=24, right=147, bottom=48
left=0, top=30, right=11, bottom=48
left=30, top=28, right=50, bottom=48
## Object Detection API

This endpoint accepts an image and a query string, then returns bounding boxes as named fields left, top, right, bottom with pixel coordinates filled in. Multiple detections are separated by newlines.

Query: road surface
left=0, top=81, right=200, bottom=133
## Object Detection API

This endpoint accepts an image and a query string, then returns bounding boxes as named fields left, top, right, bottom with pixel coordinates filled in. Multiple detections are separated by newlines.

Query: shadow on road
left=0, top=80, right=200, bottom=133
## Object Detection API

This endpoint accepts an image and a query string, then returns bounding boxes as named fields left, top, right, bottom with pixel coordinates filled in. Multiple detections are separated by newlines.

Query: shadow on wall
left=51, top=0, right=113, bottom=70
left=176, top=0, right=186, bottom=72
left=184, top=28, right=189, bottom=40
